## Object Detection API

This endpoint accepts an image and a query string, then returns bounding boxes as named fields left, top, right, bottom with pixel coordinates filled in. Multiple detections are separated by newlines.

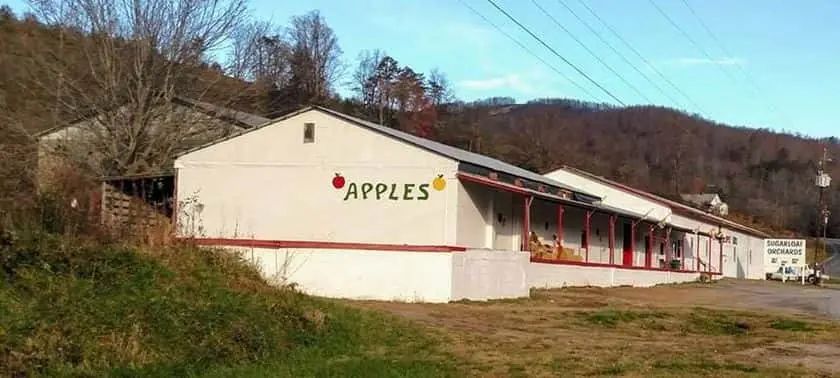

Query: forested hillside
left=0, top=3, right=837, bottom=237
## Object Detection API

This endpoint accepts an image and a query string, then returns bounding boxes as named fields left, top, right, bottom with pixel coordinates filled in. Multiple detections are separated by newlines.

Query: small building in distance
left=34, top=96, right=269, bottom=226
left=680, top=192, right=729, bottom=217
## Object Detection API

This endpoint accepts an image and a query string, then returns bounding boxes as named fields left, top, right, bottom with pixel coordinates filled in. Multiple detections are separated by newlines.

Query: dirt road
left=608, top=278, right=840, bottom=320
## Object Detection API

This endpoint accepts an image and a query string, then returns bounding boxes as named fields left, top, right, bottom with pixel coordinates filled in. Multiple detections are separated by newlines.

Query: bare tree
left=227, top=20, right=290, bottom=89
left=427, top=68, right=454, bottom=107
left=23, top=0, right=250, bottom=177
left=287, top=10, right=343, bottom=104
left=351, top=49, right=385, bottom=108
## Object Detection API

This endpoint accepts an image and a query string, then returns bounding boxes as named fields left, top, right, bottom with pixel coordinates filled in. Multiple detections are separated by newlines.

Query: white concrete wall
left=225, top=246, right=531, bottom=303
left=725, top=229, right=765, bottom=280
left=231, top=247, right=456, bottom=302
left=175, top=109, right=460, bottom=246
left=456, top=181, right=493, bottom=248
left=491, top=189, right=520, bottom=251
left=527, top=262, right=701, bottom=288
left=451, top=250, right=530, bottom=301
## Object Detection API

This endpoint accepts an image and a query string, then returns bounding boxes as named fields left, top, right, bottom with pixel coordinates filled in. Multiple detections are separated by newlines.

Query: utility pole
left=816, top=148, right=832, bottom=262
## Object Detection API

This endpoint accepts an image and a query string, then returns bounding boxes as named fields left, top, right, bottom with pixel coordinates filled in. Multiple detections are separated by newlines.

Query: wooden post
left=609, top=215, right=616, bottom=265
left=522, top=196, right=533, bottom=251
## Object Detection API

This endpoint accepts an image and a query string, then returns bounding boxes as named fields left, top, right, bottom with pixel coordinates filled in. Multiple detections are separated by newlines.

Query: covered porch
left=455, top=164, right=719, bottom=286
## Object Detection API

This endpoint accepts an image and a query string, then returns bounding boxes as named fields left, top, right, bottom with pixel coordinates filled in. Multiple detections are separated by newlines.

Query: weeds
left=0, top=228, right=457, bottom=377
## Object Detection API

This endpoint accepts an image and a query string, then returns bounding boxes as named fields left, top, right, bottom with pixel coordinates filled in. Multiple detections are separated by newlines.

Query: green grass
left=0, top=230, right=458, bottom=377
left=652, top=358, right=759, bottom=373
left=770, top=318, right=813, bottom=332
left=576, top=309, right=670, bottom=327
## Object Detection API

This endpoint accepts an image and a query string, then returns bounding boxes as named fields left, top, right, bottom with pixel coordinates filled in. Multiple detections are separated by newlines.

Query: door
left=645, top=234, right=652, bottom=268
left=622, top=223, right=633, bottom=266
left=722, top=245, right=738, bottom=277
left=492, top=191, right=515, bottom=250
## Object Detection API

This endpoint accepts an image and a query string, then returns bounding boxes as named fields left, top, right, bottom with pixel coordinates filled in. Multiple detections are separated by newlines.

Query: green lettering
left=343, top=183, right=358, bottom=201
left=375, top=183, right=388, bottom=199
left=389, top=184, right=399, bottom=200
left=403, top=184, right=415, bottom=200
left=417, top=184, right=429, bottom=200
left=361, top=183, right=373, bottom=199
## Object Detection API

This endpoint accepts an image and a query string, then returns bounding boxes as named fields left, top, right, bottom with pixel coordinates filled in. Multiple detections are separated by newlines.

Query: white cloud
left=664, top=57, right=746, bottom=66
left=458, top=74, right=532, bottom=92
left=456, top=67, right=567, bottom=99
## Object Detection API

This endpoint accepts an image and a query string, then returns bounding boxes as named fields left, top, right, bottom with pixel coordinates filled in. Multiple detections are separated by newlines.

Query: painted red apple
left=332, top=173, right=345, bottom=189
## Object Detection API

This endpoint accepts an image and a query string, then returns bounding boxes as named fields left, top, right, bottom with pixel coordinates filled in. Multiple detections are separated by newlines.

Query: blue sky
left=7, top=0, right=838, bottom=137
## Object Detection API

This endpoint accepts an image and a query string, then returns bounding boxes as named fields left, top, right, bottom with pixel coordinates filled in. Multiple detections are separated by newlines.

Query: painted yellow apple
left=432, top=174, right=446, bottom=191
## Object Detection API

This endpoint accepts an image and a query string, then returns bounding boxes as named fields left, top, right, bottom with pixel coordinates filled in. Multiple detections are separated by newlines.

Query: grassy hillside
left=0, top=229, right=458, bottom=377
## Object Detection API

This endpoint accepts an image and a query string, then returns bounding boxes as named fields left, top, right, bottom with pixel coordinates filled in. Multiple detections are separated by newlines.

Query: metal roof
left=561, top=165, right=770, bottom=238
left=314, top=107, right=597, bottom=198
left=35, top=96, right=270, bottom=138
left=174, top=97, right=270, bottom=128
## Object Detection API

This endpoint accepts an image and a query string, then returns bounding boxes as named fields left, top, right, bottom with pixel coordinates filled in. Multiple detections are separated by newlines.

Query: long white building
left=172, top=106, right=769, bottom=303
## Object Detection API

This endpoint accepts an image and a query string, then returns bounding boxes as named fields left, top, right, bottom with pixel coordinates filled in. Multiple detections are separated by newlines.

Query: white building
left=173, top=106, right=768, bottom=303
left=548, top=167, right=768, bottom=280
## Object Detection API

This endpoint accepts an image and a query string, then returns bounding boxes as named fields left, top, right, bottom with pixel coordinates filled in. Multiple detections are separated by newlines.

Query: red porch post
left=556, top=205, right=565, bottom=249
left=630, top=223, right=636, bottom=267
left=609, top=215, right=616, bottom=265
left=664, top=227, right=671, bottom=269
left=522, top=195, right=533, bottom=251
left=585, top=210, right=593, bottom=262
left=646, top=225, right=654, bottom=268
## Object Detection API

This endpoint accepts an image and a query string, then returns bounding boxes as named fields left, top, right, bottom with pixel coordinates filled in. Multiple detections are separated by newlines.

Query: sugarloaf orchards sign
left=331, top=173, right=447, bottom=201
left=763, top=238, right=806, bottom=268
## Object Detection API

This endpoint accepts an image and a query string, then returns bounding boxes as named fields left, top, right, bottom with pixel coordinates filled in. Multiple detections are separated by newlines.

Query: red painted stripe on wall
left=530, top=257, right=723, bottom=275
left=183, top=238, right=467, bottom=252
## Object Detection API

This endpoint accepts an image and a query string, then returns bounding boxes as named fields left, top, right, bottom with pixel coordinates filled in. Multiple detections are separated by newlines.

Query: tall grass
left=0, top=203, right=458, bottom=377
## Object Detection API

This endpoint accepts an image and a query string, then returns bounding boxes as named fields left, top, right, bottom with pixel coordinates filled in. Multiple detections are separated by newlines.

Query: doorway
left=622, top=223, right=633, bottom=266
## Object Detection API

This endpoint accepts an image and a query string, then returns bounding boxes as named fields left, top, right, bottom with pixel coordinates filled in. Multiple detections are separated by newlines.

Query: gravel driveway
left=613, top=279, right=840, bottom=320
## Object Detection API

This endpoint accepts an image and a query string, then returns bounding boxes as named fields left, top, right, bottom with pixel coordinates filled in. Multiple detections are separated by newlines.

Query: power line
left=646, top=0, right=744, bottom=83
left=529, top=0, right=651, bottom=104
left=573, top=0, right=708, bottom=117
left=677, top=0, right=794, bottom=128
left=646, top=0, right=775, bottom=119
left=454, top=0, right=603, bottom=102
left=554, top=0, right=682, bottom=109
left=483, top=0, right=626, bottom=106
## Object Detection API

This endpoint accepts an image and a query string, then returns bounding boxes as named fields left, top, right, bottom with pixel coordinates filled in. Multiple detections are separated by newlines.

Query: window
left=303, top=123, right=315, bottom=143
